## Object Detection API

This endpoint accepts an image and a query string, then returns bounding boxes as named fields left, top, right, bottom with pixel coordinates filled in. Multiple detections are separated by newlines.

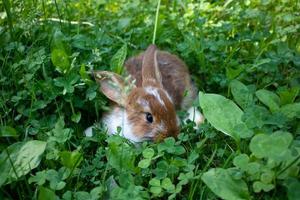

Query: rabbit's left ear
left=93, top=71, right=127, bottom=106
left=142, top=45, right=163, bottom=88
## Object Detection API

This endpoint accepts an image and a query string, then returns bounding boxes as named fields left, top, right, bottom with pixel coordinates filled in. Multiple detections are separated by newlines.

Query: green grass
left=0, top=0, right=300, bottom=199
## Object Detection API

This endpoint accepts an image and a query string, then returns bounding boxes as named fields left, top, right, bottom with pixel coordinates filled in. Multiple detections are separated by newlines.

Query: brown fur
left=126, top=87, right=179, bottom=141
left=125, top=50, right=196, bottom=109
left=95, top=45, right=196, bottom=142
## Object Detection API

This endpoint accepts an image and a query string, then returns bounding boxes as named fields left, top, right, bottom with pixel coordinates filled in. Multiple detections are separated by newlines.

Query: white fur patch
left=84, top=126, right=93, bottom=137
left=145, top=86, right=174, bottom=107
left=165, top=92, right=173, bottom=103
left=102, top=107, right=142, bottom=142
left=186, top=107, right=204, bottom=125
left=145, top=87, right=165, bottom=106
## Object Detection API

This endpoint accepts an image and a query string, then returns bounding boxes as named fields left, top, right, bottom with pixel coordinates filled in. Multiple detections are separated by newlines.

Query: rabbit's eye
left=145, top=112, right=153, bottom=123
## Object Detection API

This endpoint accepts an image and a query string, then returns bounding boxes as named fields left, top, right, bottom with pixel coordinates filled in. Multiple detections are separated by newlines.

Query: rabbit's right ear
left=93, top=71, right=127, bottom=106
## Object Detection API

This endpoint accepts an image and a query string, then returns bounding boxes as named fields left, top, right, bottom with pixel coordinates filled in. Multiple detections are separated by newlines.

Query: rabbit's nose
left=154, top=131, right=170, bottom=142
left=154, top=128, right=180, bottom=142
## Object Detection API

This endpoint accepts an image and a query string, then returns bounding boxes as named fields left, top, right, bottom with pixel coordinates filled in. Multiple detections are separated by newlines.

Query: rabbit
left=87, top=45, right=203, bottom=142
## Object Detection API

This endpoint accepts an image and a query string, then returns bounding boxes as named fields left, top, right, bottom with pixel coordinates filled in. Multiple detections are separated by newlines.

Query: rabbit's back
left=125, top=51, right=196, bottom=109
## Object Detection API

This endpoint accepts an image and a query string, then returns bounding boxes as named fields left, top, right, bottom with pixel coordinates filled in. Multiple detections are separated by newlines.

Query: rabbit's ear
left=142, top=45, right=162, bottom=87
left=93, top=71, right=127, bottom=106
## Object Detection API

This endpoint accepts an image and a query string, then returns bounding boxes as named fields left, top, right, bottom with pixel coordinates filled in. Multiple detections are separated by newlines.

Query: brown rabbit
left=91, top=45, right=203, bottom=142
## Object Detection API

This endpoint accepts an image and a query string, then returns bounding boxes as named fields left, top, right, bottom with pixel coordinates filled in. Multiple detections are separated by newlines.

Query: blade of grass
left=188, top=144, right=218, bottom=199
left=277, top=155, right=300, bottom=177
left=152, top=0, right=161, bottom=44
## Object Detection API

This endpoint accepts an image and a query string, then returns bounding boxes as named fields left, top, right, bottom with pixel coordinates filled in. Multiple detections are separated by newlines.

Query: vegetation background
left=0, top=0, right=300, bottom=199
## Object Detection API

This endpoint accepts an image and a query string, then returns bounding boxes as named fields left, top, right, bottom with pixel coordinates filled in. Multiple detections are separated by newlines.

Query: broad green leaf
left=164, top=137, right=175, bottom=146
left=72, top=34, right=93, bottom=50
left=51, top=49, right=70, bottom=73
left=0, top=143, right=22, bottom=186
left=46, top=168, right=69, bottom=191
left=51, top=30, right=70, bottom=54
left=249, top=131, right=293, bottom=161
left=110, top=44, right=127, bottom=75
left=260, top=170, right=274, bottom=184
left=138, top=158, right=151, bottom=169
left=118, top=18, right=131, bottom=29
left=279, top=103, right=300, bottom=119
left=157, top=137, right=186, bottom=155
left=32, top=100, right=48, bottom=111
left=199, top=92, right=252, bottom=140
left=233, top=154, right=249, bottom=171
left=161, top=178, right=175, bottom=191
left=60, top=150, right=83, bottom=169
left=80, top=64, right=91, bottom=83
left=149, top=178, right=160, bottom=187
left=230, top=80, right=253, bottom=109
left=173, top=146, right=186, bottom=155
left=74, top=191, right=91, bottom=200
left=0, top=126, right=18, bottom=137
left=154, top=161, right=168, bottom=179
left=158, top=137, right=175, bottom=152
left=0, top=140, right=46, bottom=186
left=71, top=112, right=81, bottom=123
left=246, top=162, right=260, bottom=175
left=48, top=118, right=72, bottom=144
left=90, top=186, right=104, bottom=200
left=226, top=67, right=244, bottom=80
left=150, top=186, right=161, bottom=195
left=106, top=136, right=136, bottom=172
left=242, top=105, right=269, bottom=128
left=118, top=172, right=135, bottom=188
left=233, top=154, right=261, bottom=175
left=253, top=181, right=274, bottom=193
left=54, top=73, right=80, bottom=95
left=86, top=85, right=97, bottom=101
left=62, top=191, right=72, bottom=200
left=28, top=170, right=47, bottom=186
left=149, top=179, right=162, bottom=195
left=38, top=187, right=57, bottom=200
left=285, top=178, right=300, bottom=200
left=253, top=58, right=271, bottom=68
left=54, top=181, right=66, bottom=191
left=142, top=148, right=155, bottom=159
left=233, top=123, right=253, bottom=138
left=201, top=168, right=250, bottom=200
left=297, top=41, right=300, bottom=53
left=178, top=172, right=194, bottom=186
left=50, top=30, right=71, bottom=74
left=255, top=89, right=280, bottom=112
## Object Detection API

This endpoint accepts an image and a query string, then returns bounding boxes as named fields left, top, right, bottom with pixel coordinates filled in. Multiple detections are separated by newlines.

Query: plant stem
left=70, top=101, right=75, bottom=115
left=53, top=0, right=63, bottom=29
left=3, top=0, right=14, bottom=39
left=152, top=0, right=161, bottom=44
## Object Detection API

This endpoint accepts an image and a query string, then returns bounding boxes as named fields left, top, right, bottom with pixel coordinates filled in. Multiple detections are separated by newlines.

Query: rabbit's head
left=94, top=45, right=179, bottom=142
